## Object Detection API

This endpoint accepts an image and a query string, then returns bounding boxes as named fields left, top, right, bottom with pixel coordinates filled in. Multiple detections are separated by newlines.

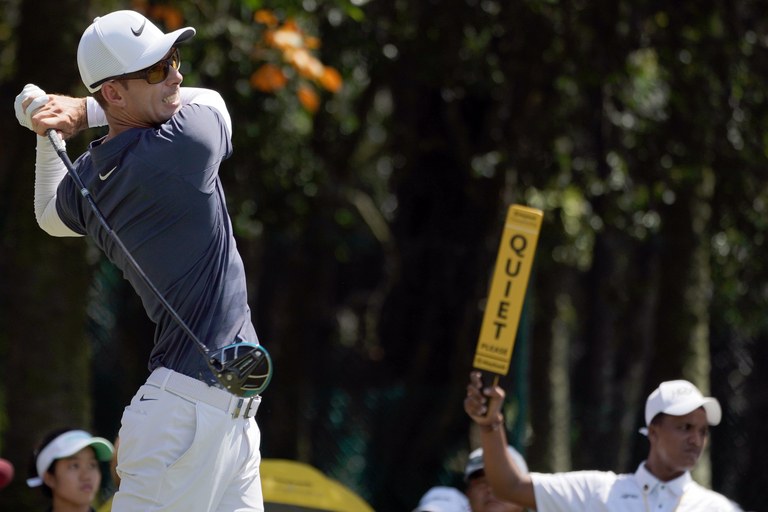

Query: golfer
left=15, top=10, right=264, bottom=511
left=464, top=373, right=739, bottom=511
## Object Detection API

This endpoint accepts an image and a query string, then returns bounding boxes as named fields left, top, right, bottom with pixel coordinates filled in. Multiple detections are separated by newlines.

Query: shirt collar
left=635, top=462, right=692, bottom=496
left=88, top=128, right=142, bottom=173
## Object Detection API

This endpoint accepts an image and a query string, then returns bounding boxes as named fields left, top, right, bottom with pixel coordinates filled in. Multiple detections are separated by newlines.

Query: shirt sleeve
left=33, top=135, right=83, bottom=237
left=155, top=102, right=233, bottom=194
left=86, top=96, right=107, bottom=128
left=86, top=87, right=232, bottom=137
left=178, top=87, right=232, bottom=139
left=531, top=471, right=615, bottom=512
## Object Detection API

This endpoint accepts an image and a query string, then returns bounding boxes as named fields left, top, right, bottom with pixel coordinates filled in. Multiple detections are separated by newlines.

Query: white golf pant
left=112, top=367, right=264, bottom=511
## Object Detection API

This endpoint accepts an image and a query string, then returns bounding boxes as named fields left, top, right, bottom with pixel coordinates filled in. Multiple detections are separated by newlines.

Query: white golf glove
left=14, top=83, right=50, bottom=131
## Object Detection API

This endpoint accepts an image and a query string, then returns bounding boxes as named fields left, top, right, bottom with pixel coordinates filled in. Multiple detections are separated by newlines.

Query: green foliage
left=2, top=0, right=767, bottom=509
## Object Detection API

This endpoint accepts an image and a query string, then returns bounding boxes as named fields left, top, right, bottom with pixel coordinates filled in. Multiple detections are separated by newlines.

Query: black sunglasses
left=91, top=48, right=181, bottom=90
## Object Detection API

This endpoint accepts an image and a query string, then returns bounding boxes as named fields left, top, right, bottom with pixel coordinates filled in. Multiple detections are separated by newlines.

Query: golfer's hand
left=14, top=84, right=49, bottom=132
left=30, top=94, right=88, bottom=139
left=465, top=371, right=505, bottom=430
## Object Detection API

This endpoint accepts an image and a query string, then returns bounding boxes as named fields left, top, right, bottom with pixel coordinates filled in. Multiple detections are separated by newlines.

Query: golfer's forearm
left=33, top=135, right=81, bottom=237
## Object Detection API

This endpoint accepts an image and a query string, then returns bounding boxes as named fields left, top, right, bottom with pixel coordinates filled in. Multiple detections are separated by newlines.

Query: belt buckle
left=232, top=398, right=244, bottom=419
left=231, top=397, right=257, bottom=419
left=243, top=398, right=256, bottom=419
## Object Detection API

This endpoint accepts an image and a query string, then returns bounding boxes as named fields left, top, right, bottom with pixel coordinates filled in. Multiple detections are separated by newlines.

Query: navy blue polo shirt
left=56, top=103, right=258, bottom=385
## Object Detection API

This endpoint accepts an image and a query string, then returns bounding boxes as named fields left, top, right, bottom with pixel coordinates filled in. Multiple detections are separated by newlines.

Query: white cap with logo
left=640, top=379, right=722, bottom=435
left=77, top=10, right=195, bottom=92
left=27, top=430, right=114, bottom=488
left=413, top=486, right=470, bottom=512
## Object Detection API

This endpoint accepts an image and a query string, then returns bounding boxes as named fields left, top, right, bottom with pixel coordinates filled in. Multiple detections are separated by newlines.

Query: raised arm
left=21, top=86, right=231, bottom=139
left=464, top=371, right=537, bottom=509
left=14, top=84, right=82, bottom=237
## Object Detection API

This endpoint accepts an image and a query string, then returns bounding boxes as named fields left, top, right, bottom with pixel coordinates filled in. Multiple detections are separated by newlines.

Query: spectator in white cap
left=464, top=446, right=528, bottom=512
left=14, top=7, right=265, bottom=512
left=413, top=486, right=471, bottom=512
left=27, top=428, right=114, bottom=512
left=464, top=373, right=742, bottom=511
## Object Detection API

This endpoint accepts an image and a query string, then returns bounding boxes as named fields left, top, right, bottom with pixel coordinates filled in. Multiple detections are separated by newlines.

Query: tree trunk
left=528, top=245, right=575, bottom=473
left=651, top=167, right=715, bottom=484
left=0, top=0, right=91, bottom=509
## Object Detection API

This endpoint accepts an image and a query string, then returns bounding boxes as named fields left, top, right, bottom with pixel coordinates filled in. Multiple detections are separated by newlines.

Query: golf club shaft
left=46, top=129, right=212, bottom=361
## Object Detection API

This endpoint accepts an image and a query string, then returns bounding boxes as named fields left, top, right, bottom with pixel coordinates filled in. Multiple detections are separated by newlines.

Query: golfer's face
left=651, top=408, right=709, bottom=472
left=122, top=53, right=183, bottom=125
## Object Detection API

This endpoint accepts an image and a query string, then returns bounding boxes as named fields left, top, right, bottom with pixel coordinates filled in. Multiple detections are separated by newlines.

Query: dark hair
left=650, top=412, right=668, bottom=427
left=93, top=89, right=108, bottom=110
left=28, top=427, right=78, bottom=499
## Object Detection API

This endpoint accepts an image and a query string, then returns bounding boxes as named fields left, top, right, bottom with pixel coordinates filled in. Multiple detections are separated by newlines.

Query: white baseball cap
left=413, top=486, right=470, bottom=512
left=464, top=445, right=528, bottom=482
left=640, top=379, right=722, bottom=435
left=77, top=10, right=195, bottom=92
left=27, top=430, right=114, bottom=487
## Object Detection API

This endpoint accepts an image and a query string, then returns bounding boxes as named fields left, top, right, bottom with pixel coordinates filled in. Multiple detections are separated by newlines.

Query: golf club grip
left=45, top=129, right=211, bottom=359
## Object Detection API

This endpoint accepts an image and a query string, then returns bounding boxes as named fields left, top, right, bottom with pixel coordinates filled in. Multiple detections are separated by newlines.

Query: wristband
left=86, top=96, right=107, bottom=128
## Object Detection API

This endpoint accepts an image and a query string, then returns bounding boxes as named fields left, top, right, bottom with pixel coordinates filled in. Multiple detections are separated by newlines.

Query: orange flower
left=250, top=64, right=288, bottom=92
left=252, top=12, right=342, bottom=101
left=318, top=67, right=343, bottom=93
left=262, top=29, right=276, bottom=47
left=270, top=27, right=304, bottom=50
left=297, top=84, right=320, bottom=113
left=304, top=36, right=321, bottom=50
left=254, top=9, right=279, bottom=27
left=288, top=49, right=325, bottom=80
left=131, top=0, right=148, bottom=12
left=283, top=18, right=301, bottom=33
left=149, top=5, right=184, bottom=30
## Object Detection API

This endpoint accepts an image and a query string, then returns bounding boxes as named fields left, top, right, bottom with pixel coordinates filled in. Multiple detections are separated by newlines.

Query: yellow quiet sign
left=473, top=204, right=542, bottom=376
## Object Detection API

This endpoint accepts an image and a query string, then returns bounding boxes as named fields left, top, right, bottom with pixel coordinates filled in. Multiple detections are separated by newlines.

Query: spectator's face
left=466, top=472, right=524, bottom=512
left=43, top=447, right=101, bottom=508
left=649, top=408, right=709, bottom=474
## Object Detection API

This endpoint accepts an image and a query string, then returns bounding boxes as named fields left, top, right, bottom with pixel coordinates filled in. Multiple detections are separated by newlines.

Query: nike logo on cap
left=131, top=19, right=146, bottom=36
left=99, top=166, right=117, bottom=181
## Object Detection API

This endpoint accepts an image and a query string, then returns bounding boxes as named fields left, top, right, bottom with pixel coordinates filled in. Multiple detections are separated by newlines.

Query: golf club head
left=209, top=342, right=273, bottom=397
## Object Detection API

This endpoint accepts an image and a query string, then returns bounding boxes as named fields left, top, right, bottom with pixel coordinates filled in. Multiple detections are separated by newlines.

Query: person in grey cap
left=464, top=446, right=528, bottom=512
left=464, top=373, right=741, bottom=511
left=14, top=9, right=264, bottom=511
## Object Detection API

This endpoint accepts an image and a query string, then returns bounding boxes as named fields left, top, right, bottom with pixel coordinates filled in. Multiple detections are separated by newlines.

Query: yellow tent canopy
left=261, top=459, right=374, bottom=512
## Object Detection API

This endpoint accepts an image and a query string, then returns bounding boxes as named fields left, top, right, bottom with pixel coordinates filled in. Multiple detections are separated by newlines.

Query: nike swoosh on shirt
left=139, top=394, right=158, bottom=402
left=131, top=19, right=146, bottom=36
left=99, top=166, right=117, bottom=181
